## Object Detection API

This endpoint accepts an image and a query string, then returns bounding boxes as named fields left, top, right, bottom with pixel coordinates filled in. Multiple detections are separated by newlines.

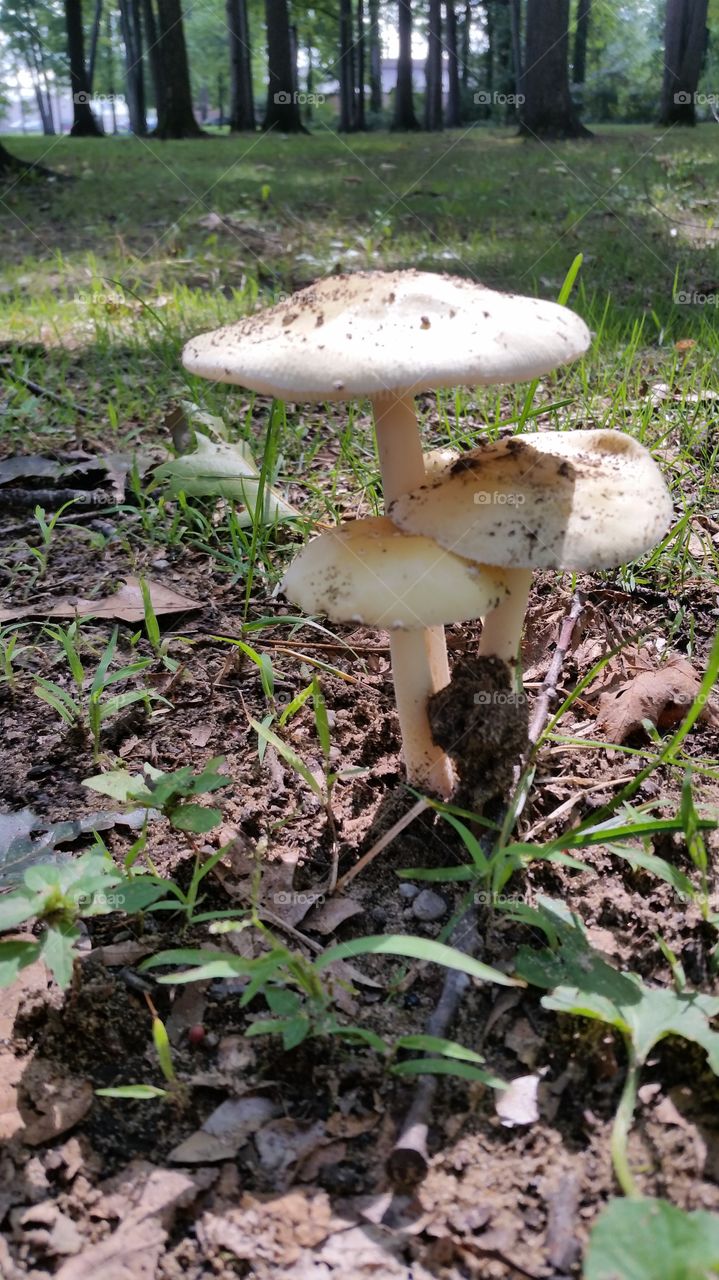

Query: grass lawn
left=1, top=124, right=719, bottom=1278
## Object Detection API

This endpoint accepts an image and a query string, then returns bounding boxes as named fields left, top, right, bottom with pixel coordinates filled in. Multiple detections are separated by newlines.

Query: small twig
left=0, top=365, right=91, bottom=416
left=386, top=592, right=587, bottom=1189
left=0, top=487, right=108, bottom=512
left=528, top=592, right=585, bottom=746
left=334, top=797, right=429, bottom=894
left=386, top=908, right=479, bottom=1187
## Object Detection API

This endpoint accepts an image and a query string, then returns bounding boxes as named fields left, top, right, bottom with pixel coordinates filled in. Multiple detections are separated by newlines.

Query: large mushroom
left=183, top=271, right=590, bottom=796
left=282, top=517, right=509, bottom=791
left=390, top=429, right=674, bottom=665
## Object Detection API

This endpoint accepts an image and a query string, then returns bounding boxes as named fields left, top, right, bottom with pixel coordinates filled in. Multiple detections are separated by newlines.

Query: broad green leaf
left=585, top=1196, right=719, bottom=1280
left=316, top=935, right=523, bottom=987
left=0, top=886, right=43, bottom=932
left=170, top=804, right=222, bottom=834
left=154, top=435, right=298, bottom=521
left=82, top=770, right=152, bottom=803
left=40, top=921, right=80, bottom=988
left=395, top=1034, right=486, bottom=1063
left=0, top=939, right=41, bottom=986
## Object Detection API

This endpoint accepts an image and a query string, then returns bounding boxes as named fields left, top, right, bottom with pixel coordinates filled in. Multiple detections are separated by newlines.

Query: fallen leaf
left=197, top=1189, right=343, bottom=1266
left=168, top=1095, right=279, bottom=1163
left=0, top=576, right=200, bottom=624
left=19, top=1060, right=94, bottom=1145
left=0, top=455, right=61, bottom=485
left=596, top=657, right=719, bottom=744
left=303, top=896, right=363, bottom=935
left=495, top=1074, right=541, bottom=1127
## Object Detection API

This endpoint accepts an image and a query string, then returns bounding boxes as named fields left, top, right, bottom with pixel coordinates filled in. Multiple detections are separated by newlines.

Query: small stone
left=151, top=557, right=169, bottom=570
left=412, top=889, right=447, bottom=922
left=399, top=883, right=419, bottom=900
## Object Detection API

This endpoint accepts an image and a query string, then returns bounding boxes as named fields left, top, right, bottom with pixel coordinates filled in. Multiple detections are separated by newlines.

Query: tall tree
left=354, top=0, right=367, bottom=129
left=153, top=0, right=203, bottom=137
left=425, top=0, right=443, bottom=129
left=140, top=0, right=164, bottom=112
left=518, top=0, right=589, bottom=137
left=445, top=0, right=461, bottom=125
left=263, top=0, right=306, bottom=130
left=338, top=0, right=355, bottom=130
left=393, top=0, right=419, bottom=128
left=573, top=0, right=591, bottom=88
left=65, top=0, right=104, bottom=135
left=118, top=0, right=146, bottom=134
left=227, top=0, right=255, bottom=130
left=368, top=0, right=382, bottom=111
left=87, top=0, right=103, bottom=90
left=460, top=0, right=471, bottom=90
left=509, top=0, right=523, bottom=102
left=660, top=0, right=709, bottom=124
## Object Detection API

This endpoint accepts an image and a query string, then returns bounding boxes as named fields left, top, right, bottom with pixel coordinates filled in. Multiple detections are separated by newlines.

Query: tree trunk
left=153, top=0, right=203, bottom=137
left=355, top=0, right=367, bottom=128
left=393, top=0, right=419, bottom=129
left=573, top=0, right=590, bottom=86
left=445, top=0, right=461, bottom=125
left=461, top=0, right=470, bottom=89
left=119, top=0, right=147, bottom=134
left=425, top=0, right=443, bottom=129
left=105, top=8, right=118, bottom=132
left=660, top=0, right=709, bottom=125
left=263, top=0, right=306, bottom=130
left=87, top=0, right=103, bottom=91
left=34, top=83, right=55, bottom=135
left=509, top=0, right=523, bottom=101
left=484, top=0, right=494, bottom=114
left=0, top=141, right=57, bottom=177
left=227, top=0, right=256, bottom=130
left=519, top=0, right=590, bottom=137
left=368, top=0, right=382, bottom=111
left=141, top=0, right=165, bottom=114
left=65, top=0, right=104, bottom=135
left=339, top=0, right=355, bottom=130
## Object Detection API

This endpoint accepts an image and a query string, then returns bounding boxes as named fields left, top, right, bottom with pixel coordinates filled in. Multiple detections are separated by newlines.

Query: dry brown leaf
left=169, top=1096, right=279, bottom=1164
left=0, top=576, right=200, bottom=623
left=197, top=1189, right=343, bottom=1266
left=495, top=1074, right=541, bottom=1127
left=595, top=656, right=719, bottom=744
left=19, top=1060, right=94, bottom=1146
left=302, top=896, right=363, bottom=935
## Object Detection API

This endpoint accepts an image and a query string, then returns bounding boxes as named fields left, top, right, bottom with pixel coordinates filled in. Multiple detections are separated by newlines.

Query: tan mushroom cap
left=389, top=430, right=673, bottom=571
left=282, top=516, right=508, bottom=628
left=182, top=270, right=591, bottom=401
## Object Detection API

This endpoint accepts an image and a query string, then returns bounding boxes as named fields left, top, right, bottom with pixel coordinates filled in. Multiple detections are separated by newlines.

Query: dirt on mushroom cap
left=389, top=429, right=674, bottom=571
left=281, top=515, right=508, bottom=628
left=181, top=270, right=591, bottom=401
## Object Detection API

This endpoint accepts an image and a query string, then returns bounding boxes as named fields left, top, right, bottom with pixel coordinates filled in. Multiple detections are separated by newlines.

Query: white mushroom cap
left=282, top=516, right=508, bottom=628
left=389, top=430, right=673, bottom=571
left=182, top=271, right=591, bottom=401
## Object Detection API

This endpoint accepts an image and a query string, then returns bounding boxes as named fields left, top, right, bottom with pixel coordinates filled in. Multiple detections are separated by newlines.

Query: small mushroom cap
left=282, top=516, right=508, bottom=628
left=182, top=270, right=591, bottom=401
left=389, top=430, right=673, bottom=571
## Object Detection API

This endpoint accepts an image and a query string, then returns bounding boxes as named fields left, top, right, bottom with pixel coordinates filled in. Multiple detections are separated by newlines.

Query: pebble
left=399, top=882, right=419, bottom=900
left=151, top=557, right=169, bottom=570
left=412, top=889, right=447, bottom=922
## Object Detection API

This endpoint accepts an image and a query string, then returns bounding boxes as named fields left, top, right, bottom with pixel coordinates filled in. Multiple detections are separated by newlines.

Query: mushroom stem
left=477, top=567, right=533, bottom=664
left=370, top=391, right=453, bottom=798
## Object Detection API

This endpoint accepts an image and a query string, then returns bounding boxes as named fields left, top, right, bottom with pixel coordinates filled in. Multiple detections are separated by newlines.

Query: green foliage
left=0, top=850, right=165, bottom=988
left=585, top=1197, right=719, bottom=1280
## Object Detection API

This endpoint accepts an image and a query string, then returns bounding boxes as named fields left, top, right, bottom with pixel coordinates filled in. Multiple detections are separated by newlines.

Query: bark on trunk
left=141, top=0, right=165, bottom=114
left=424, top=0, right=443, bottom=129
left=119, top=0, right=147, bottom=134
left=573, top=0, right=590, bottom=86
left=263, top=0, right=306, bottom=131
left=153, top=0, right=203, bottom=137
left=445, top=0, right=461, bottom=125
left=339, top=0, right=355, bottom=130
left=368, top=0, right=382, bottom=111
left=393, top=0, right=419, bottom=129
left=65, top=0, right=104, bottom=135
left=660, top=0, right=709, bottom=125
left=87, top=0, right=103, bottom=91
left=355, top=0, right=367, bottom=129
left=227, top=0, right=256, bottom=130
left=461, top=0, right=470, bottom=89
left=509, top=0, right=523, bottom=102
left=518, top=0, right=590, bottom=137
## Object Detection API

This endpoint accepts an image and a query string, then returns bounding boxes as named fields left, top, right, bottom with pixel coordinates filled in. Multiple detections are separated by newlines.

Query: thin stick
left=386, top=591, right=586, bottom=1187
left=0, top=366, right=91, bottom=416
left=334, top=797, right=429, bottom=894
